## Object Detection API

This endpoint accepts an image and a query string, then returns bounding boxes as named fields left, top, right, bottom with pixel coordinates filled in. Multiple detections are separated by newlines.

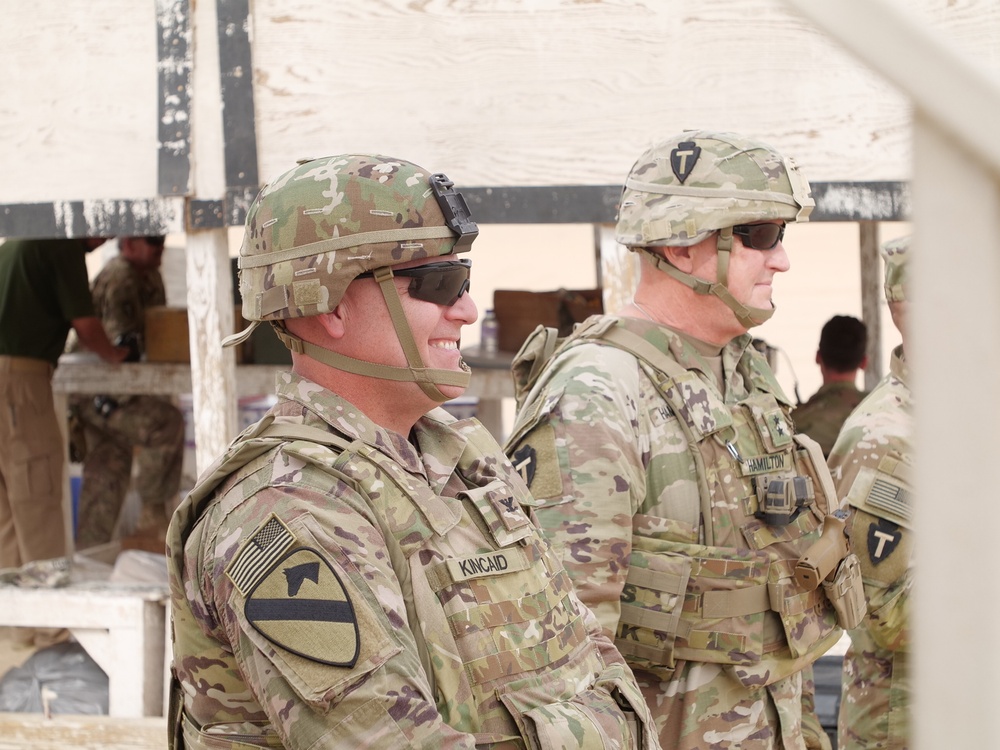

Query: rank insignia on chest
left=245, top=547, right=360, bottom=667
left=867, top=518, right=902, bottom=565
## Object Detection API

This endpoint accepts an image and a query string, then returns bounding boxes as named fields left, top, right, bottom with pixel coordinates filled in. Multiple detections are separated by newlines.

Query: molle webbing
left=576, top=321, right=722, bottom=545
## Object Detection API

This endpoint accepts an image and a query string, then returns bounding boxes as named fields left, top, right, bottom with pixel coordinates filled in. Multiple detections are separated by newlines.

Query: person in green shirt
left=792, top=315, right=868, bottom=457
left=0, top=236, right=127, bottom=647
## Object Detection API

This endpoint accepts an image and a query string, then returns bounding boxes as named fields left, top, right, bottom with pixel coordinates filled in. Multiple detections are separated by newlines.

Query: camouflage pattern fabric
left=800, top=664, right=833, bottom=750
left=75, top=395, right=184, bottom=547
left=792, top=382, right=867, bottom=458
left=237, top=155, right=469, bottom=324
left=71, top=254, right=183, bottom=546
left=167, top=372, right=658, bottom=749
left=505, top=315, right=843, bottom=750
left=828, top=346, right=912, bottom=750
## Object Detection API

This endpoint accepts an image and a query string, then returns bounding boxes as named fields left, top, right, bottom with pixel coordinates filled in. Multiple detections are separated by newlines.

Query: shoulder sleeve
left=93, top=261, right=149, bottom=340
left=505, top=342, right=648, bottom=635
left=829, top=389, right=913, bottom=654
left=184, top=476, right=476, bottom=748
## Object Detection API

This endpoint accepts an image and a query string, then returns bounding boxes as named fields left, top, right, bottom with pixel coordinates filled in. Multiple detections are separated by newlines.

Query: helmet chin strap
left=272, top=266, right=470, bottom=403
left=639, top=228, right=775, bottom=329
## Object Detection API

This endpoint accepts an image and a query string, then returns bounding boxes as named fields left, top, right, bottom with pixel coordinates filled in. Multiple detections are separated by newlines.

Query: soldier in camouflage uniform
left=828, top=237, right=912, bottom=750
left=166, top=155, right=658, bottom=749
left=505, top=131, right=865, bottom=750
left=72, top=236, right=185, bottom=548
left=792, top=315, right=868, bottom=457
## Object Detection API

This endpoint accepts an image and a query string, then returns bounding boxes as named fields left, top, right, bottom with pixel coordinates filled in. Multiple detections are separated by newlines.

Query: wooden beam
left=52, top=360, right=281, bottom=399
left=0, top=714, right=165, bottom=750
left=156, top=0, right=192, bottom=196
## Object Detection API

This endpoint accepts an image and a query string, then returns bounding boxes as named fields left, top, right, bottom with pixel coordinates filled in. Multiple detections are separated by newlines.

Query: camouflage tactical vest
left=168, top=412, right=654, bottom=749
left=512, top=317, right=842, bottom=687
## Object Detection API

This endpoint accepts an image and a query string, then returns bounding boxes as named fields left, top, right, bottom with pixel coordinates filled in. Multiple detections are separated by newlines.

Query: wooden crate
left=492, top=289, right=602, bottom=353
left=144, top=306, right=248, bottom=363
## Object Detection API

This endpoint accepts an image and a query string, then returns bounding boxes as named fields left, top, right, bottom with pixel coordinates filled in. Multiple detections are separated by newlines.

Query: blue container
left=70, top=473, right=82, bottom=539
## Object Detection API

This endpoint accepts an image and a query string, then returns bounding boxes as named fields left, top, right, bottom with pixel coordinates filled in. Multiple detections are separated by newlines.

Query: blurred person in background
left=828, top=236, right=913, bottom=750
left=71, top=235, right=184, bottom=549
left=792, top=315, right=868, bottom=457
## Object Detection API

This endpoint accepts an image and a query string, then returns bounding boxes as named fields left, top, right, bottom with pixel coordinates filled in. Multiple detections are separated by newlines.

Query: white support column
left=781, top=0, right=1000, bottom=746
left=185, top=0, right=239, bottom=472
left=910, top=114, right=1000, bottom=750
left=597, top=224, right=640, bottom=315
left=185, top=230, right=239, bottom=472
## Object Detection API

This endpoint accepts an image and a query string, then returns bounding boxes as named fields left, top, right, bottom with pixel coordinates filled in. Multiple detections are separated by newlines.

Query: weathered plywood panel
left=247, top=0, right=998, bottom=187
left=0, top=1, right=162, bottom=204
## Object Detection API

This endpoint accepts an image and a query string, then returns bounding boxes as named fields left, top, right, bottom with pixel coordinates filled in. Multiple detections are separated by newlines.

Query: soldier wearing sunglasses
left=166, top=155, right=658, bottom=750
left=506, top=131, right=864, bottom=750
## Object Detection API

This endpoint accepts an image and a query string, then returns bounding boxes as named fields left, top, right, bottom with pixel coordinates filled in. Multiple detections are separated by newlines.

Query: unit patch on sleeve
left=867, top=518, right=902, bottom=565
left=244, top=547, right=360, bottom=667
left=510, top=423, right=562, bottom=500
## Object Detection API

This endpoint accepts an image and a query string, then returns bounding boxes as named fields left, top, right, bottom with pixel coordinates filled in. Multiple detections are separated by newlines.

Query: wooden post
left=783, top=1, right=1000, bottom=747
left=597, top=224, right=640, bottom=315
left=185, top=230, right=239, bottom=472
left=911, top=111, right=1000, bottom=750
left=858, top=221, right=883, bottom=389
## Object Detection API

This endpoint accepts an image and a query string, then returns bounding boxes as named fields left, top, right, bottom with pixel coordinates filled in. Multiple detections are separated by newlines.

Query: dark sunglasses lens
left=748, top=224, right=783, bottom=249
left=408, top=266, right=471, bottom=306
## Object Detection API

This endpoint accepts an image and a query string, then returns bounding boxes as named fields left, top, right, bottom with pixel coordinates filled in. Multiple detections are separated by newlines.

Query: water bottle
left=481, top=309, right=499, bottom=355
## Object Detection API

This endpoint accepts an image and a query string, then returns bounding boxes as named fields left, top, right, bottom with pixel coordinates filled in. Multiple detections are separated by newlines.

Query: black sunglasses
left=731, top=223, right=785, bottom=250
left=357, top=259, right=471, bottom=306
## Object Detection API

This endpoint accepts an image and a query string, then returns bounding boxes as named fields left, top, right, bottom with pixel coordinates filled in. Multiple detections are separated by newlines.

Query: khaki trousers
left=0, top=356, right=67, bottom=569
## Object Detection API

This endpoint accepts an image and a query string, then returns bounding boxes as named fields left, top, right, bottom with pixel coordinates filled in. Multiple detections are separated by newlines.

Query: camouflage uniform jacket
left=167, top=373, right=657, bottom=750
left=828, top=346, right=912, bottom=750
left=791, top=382, right=867, bottom=457
left=70, top=254, right=166, bottom=407
left=506, top=315, right=844, bottom=748
left=91, top=254, right=166, bottom=343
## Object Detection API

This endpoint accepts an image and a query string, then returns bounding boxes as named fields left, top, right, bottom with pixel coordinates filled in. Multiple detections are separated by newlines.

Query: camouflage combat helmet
left=615, top=130, right=814, bottom=328
left=224, top=154, right=479, bottom=401
left=881, top=235, right=910, bottom=303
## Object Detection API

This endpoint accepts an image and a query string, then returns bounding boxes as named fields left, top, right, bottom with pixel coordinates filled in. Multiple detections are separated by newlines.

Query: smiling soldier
left=166, top=155, right=658, bottom=750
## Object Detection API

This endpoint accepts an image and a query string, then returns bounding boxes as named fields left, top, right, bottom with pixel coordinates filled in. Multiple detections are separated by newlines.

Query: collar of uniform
left=274, top=372, right=428, bottom=475
left=411, top=408, right=470, bottom=496
left=816, top=381, right=863, bottom=395
left=663, top=324, right=753, bottom=399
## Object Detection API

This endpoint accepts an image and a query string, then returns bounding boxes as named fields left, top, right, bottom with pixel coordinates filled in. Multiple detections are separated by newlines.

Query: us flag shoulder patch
left=227, top=514, right=296, bottom=596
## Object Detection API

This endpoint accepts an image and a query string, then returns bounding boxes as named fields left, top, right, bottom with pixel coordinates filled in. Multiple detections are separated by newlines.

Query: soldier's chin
left=435, top=382, right=468, bottom=404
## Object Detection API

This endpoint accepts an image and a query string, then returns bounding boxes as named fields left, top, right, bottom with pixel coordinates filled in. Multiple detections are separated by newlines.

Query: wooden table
left=53, top=351, right=516, bottom=439
left=0, top=581, right=168, bottom=717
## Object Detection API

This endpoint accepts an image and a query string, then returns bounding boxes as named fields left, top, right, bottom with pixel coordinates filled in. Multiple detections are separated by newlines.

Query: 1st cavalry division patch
left=244, top=546, right=360, bottom=667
